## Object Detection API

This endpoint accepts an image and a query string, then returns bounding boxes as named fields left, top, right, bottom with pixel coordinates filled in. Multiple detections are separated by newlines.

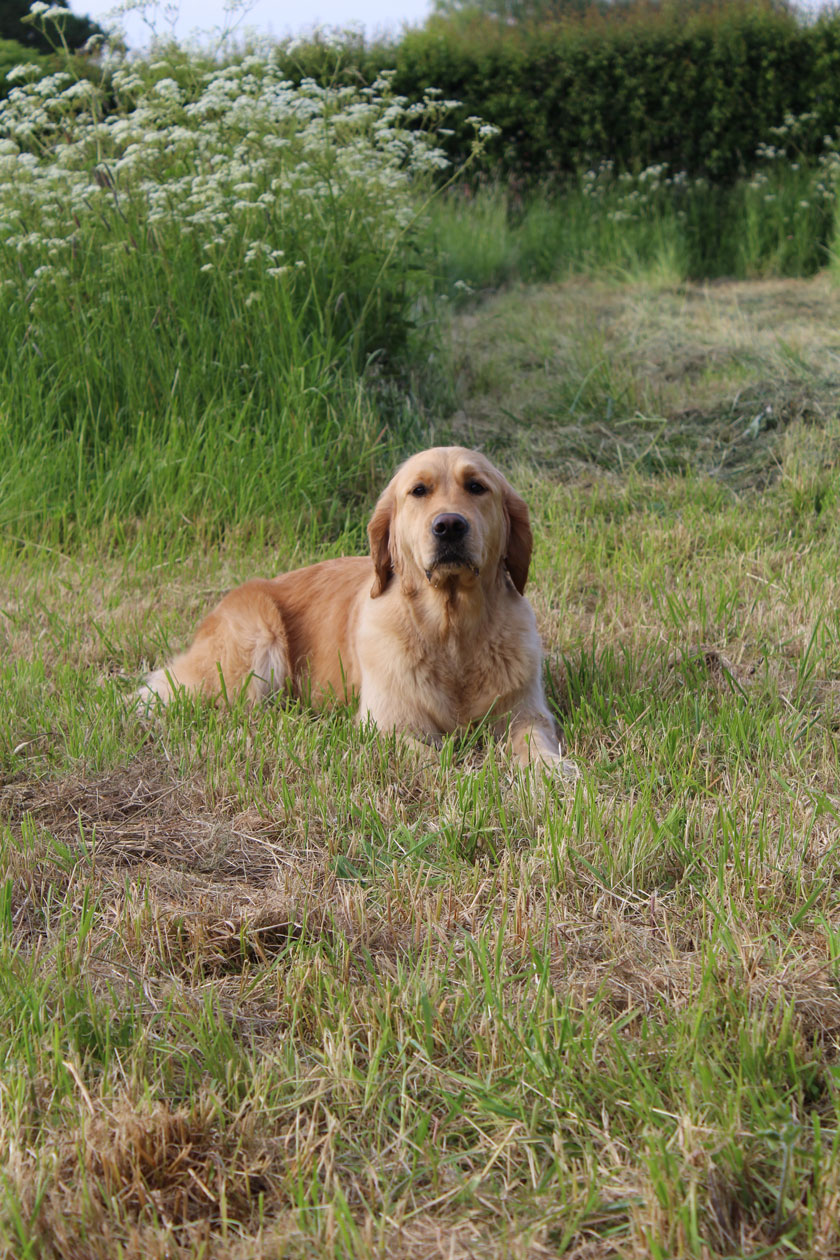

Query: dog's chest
left=416, top=629, right=533, bottom=726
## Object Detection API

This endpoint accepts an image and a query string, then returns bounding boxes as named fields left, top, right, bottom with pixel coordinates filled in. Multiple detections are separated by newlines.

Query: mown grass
left=3, top=266, right=840, bottom=1256
left=446, top=274, right=840, bottom=482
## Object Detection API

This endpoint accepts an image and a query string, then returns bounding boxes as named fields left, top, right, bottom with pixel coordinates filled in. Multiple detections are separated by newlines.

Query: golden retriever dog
left=140, top=447, right=575, bottom=774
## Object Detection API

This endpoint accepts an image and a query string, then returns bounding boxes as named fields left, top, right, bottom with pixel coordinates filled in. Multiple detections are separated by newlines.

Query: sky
left=83, top=0, right=433, bottom=50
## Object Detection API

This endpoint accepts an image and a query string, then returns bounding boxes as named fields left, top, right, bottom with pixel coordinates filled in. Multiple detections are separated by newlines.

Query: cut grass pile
left=2, top=275, right=840, bottom=1256
left=448, top=274, right=840, bottom=483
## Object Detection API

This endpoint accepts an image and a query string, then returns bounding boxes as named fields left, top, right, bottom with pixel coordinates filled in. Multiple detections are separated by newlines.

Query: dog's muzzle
left=425, top=513, right=478, bottom=580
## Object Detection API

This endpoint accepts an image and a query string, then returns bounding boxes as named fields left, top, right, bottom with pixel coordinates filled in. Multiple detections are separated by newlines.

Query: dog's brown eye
left=467, top=480, right=487, bottom=495
left=410, top=484, right=428, bottom=498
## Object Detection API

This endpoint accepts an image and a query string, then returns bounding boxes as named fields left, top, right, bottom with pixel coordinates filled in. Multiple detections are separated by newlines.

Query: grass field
left=3, top=30, right=840, bottom=1257
left=3, top=264, right=840, bottom=1257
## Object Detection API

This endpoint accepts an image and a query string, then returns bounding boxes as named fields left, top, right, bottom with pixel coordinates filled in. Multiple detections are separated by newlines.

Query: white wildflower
left=5, top=63, right=42, bottom=84
left=152, top=78, right=182, bottom=101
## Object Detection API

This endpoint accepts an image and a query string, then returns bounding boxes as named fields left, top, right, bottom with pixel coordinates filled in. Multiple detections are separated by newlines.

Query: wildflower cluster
left=0, top=48, right=483, bottom=366
left=750, top=114, right=840, bottom=205
left=579, top=159, right=691, bottom=227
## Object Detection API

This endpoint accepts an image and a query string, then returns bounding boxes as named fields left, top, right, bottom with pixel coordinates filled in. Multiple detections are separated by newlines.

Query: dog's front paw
left=537, top=745, right=580, bottom=781
left=134, top=669, right=173, bottom=713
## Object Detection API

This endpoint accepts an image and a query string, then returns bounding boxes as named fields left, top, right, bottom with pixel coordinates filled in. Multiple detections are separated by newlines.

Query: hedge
left=276, top=6, right=840, bottom=182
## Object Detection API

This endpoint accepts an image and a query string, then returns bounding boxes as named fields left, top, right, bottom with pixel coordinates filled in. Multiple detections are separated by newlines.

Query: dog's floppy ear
left=367, top=489, right=395, bottom=598
left=503, top=482, right=532, bottom=595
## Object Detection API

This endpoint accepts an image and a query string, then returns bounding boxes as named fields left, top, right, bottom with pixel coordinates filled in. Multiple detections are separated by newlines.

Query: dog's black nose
left=432, top=513, right=470, bottom=541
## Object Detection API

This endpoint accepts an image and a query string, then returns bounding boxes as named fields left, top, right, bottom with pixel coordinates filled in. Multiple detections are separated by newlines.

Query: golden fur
left=140, top=447, right=574, bottom=773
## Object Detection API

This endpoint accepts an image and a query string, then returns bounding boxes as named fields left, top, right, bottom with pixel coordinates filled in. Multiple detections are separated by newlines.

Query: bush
left=394, top=6, right=839, bottom=181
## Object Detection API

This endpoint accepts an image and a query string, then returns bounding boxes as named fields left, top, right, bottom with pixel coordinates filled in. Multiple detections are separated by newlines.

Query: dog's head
left=368, top=447, right=532, bottom=599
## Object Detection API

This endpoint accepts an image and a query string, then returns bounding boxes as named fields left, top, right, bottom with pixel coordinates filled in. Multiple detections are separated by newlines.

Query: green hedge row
left=278, top=7, right=840, bottom=182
